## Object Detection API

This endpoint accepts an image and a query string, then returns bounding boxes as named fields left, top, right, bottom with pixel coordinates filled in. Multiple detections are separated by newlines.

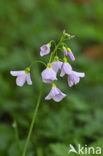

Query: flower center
left=44, top=46, right=48, bottom=51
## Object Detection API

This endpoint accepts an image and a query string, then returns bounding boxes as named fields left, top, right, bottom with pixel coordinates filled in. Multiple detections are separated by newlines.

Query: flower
left=41, top=64, right=57, bottom=83
left=52, top=61, right=63, bottom=73
left=10, top=68, right=32, bottom=87
left=60, top=59, right=72, bottom=77
left=40, top=43, right=51, bottom=56
left=45, top=83, right=66, bottom=102
left=68, top=71, right=85, bottom=87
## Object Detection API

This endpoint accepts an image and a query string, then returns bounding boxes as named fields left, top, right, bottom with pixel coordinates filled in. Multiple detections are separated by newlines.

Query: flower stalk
left=22, top=83, right=44, bottom=156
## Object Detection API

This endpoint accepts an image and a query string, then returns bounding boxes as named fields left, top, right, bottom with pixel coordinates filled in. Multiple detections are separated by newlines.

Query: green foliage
left=0, top=0, right=103, bottom=155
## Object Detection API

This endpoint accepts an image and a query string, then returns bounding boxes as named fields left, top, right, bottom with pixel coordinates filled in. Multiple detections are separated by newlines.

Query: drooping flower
left=68, top=71, right=85, bottom=87
left=52, top=61, right=63, bottom=73
left=51, top=57, right=63, bottom=73
left=10, top=68, right=32, bottom=87
left=45, top=83, right=66, bottom=102
left=60, top=58, right=72, bottom=77
left=41, top=63, right=57, bottom=83
left=40, top=43, right=51, bottom=56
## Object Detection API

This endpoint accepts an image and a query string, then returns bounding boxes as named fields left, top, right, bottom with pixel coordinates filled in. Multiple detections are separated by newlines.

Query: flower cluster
left=10, top=30, right=85, bottom=102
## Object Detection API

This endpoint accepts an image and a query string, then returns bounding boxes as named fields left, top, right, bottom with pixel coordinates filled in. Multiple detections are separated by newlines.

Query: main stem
left=49, top=35, right=64, bottom=63
left=22, top=83, right=44, bottom=156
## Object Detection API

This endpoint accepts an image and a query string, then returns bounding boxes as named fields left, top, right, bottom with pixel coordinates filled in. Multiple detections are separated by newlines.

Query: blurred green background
left=0, top=0, right=103, bottom=155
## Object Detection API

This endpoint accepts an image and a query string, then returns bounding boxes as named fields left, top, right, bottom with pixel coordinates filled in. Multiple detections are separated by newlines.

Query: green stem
left=13, top=121, right=21, bottom=155
left=22, top=83, right=44, bottom=156
left=29, top=60, right=46, bottom=68
left=49, top=35, right=64, bottom=63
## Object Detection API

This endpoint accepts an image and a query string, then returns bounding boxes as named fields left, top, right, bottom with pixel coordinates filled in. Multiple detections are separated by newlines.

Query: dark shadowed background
left=0, top=0, right=103, bottom=155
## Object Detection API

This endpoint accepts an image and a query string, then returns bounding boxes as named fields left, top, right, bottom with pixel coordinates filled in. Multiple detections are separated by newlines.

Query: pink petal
left=16, top=75, right=26, bottom=87
left=10, top=71, right=25, bottom=76
left=26, top=73, right=32, bottom=85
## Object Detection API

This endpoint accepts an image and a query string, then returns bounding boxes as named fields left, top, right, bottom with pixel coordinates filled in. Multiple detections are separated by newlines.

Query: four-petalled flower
left=40, top=43, right=51, bottom=56
left=68, top=71, right=85, bottom=87
left=60, top=58, right=72, bottom=77
left=52, top=61, right=63, bottom=73
left=45, top=83, right=66, bottom=102
left=41, top=63, right=57, bottom=83
left=10, top=68, right=32, bottom=87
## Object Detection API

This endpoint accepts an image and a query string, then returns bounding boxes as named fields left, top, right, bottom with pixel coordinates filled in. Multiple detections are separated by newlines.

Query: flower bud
left=67, top=48, right=75, bottom=61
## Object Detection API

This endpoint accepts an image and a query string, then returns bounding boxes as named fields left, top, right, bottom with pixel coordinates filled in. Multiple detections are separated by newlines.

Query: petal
left=10, top=71, right=25, bottom=76
left=26, top=73, right=32, bottom=85
left=40, top=45, right=46, bottom=51
left=52, top=61, right=63, bottom=73
left=68, top=75, right=74, bottom=87
left=60, top=63, right=72, bottom=77
left=45, top=87, right=66, bottom=102
left=60, top=67, right=65, bottom=77
left=45, top=94, right=52, bottom=100
left=72, top=71, right=85, bottom=77
left=43, top=79, right=53, bottom=83
left=53, top=94, right=66, bottom=102
left=68, top=71, right=83, bottom=87
left=41, top=68, right=57, bottom=83
left=40, top=51, right=45, bottom=57
left=64, top=63, right=72, bottom=75
left=53, top=88, right=66, bottom=102
left=74, top=76, right=80, bottom=85
left=16, top=75, right=26, bottom=87
left=45, top=87, right=58, bottom=100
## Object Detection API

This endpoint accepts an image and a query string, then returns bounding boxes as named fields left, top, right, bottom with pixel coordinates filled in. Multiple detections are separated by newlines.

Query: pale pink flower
left=68, top=71, right=85, bottom=87
left=45, top=85, right=66, bottom=102
left=10, top=70, right=32, bottom=87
